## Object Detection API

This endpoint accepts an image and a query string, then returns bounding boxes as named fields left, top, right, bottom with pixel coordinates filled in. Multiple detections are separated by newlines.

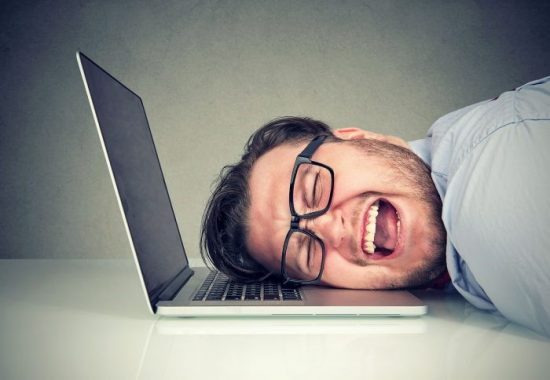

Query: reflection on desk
left=1, top=260, right=549, bottom=380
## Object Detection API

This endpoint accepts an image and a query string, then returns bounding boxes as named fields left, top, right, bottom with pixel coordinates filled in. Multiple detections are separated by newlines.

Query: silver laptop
left=76, top=51, right=426, bottom=317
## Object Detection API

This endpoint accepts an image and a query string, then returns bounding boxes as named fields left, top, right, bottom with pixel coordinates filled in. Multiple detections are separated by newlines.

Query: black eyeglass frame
left=280, top=135, right=335, bottom=285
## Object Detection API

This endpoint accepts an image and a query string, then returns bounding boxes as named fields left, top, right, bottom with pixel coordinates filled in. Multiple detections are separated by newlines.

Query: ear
left=333, top=127, right=387, bottom=141
left=333, top=127, right=373, bottom=140
left=333, top=127, right=411, bottom=150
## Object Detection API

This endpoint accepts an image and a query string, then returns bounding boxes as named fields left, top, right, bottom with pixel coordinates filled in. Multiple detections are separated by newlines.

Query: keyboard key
left=224, top=295, right=242, bottom=300
left=245, top=284, right=261, bottom=300
left=206, top=293, right=225, bottom=301
left=281, top=290, right=301, bottom=300
left=244, top=294, right=261, bottom=300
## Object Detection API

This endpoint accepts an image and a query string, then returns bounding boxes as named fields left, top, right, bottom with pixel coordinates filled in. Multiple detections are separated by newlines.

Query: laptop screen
left=78, top=53, right=188, bottom=301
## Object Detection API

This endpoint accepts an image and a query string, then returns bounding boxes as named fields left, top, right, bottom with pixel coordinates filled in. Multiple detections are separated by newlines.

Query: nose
left=300, top=209, right=345, bottom=249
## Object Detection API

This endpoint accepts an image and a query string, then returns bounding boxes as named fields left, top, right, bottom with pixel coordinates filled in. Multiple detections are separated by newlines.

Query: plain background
left=1, top=0, right=549, bottom=261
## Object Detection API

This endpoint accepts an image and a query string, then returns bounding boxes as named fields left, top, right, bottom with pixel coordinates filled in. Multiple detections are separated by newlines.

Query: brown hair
left=200, top=116, right=333, bottom=281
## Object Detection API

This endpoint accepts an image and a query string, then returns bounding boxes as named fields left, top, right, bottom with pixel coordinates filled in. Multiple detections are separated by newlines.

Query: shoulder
left=429, top=76, right=550, bottom=183
left=442, top=76, right=550, bottom=335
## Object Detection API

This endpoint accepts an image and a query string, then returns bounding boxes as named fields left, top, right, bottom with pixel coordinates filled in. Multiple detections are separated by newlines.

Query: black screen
left=78, top=53, right=188, bottom=302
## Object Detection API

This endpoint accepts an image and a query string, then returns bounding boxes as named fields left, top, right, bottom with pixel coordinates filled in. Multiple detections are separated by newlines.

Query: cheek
left=332, top=162, right=390, bottom=197
left=320, top=254, right=371, bottom=288
left=331, top=173, right=373, bottom=204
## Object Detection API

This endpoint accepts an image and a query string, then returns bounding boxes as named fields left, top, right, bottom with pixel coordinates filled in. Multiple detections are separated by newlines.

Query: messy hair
left=200, top=117, right=333, bottom=281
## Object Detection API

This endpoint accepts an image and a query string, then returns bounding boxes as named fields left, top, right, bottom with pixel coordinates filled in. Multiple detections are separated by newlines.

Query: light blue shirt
left=410, top=76, right=550, bottom=336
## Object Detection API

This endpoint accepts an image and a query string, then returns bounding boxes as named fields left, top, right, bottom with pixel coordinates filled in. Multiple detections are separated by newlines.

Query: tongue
left=374, top=201, right=398, bottom=251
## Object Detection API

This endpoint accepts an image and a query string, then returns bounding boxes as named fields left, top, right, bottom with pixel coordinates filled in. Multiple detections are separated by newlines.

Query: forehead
left=246, top=142, right=308, bottom=270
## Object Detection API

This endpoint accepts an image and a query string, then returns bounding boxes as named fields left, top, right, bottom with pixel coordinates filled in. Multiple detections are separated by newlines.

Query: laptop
left=76, top=51, right=426, bottom=317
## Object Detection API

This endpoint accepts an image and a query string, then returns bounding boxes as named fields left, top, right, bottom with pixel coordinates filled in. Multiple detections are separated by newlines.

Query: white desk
left=1, top=260, right=549, bottom=379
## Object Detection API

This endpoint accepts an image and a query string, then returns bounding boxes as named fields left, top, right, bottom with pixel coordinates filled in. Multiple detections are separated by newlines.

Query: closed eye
left=311, top=172, right=320, bottom=207
left=305, top=171, right=321, bottom=209
left=306, top=237, right=314, bottom=268
left=296, top=235, right=314, bottom=274
left=312, top=171, right=325, bottom=208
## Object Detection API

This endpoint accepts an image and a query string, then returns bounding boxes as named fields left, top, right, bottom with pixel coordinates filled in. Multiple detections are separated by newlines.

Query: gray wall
left=1, top=0, right=549, bottom=260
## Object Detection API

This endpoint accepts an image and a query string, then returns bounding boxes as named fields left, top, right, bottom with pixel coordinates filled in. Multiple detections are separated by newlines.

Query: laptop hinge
left=156, top=267, right=194, bottom=302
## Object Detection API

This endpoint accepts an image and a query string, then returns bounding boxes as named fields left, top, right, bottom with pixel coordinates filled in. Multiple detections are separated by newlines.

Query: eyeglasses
left=281, top=135, right=335, bottom=284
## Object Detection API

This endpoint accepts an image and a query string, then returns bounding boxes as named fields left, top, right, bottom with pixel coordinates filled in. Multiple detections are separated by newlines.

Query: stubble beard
left=345, top=138, right=447, bottom=288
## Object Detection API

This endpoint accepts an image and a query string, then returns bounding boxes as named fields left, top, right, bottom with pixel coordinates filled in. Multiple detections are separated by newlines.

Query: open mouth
left=361, top=199, right=401, bottom=260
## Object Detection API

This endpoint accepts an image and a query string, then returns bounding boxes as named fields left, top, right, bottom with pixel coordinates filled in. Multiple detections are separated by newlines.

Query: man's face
left=246, top=131, right=446, bottom=289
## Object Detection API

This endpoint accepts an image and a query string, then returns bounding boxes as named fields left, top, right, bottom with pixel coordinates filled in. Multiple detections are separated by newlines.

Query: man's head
left=201, top=117, right=446, bottom=288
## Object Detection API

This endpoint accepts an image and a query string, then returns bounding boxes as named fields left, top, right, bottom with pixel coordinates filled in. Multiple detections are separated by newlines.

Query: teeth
left=363, top=201, right=379, bottom=254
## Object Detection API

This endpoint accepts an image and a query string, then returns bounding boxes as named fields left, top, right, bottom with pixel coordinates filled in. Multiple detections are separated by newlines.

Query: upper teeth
left=363, top=201, right=379, bottom=254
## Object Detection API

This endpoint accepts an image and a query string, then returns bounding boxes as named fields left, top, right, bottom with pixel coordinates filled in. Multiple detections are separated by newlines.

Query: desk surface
left=1, top=259, right=549, bottom=380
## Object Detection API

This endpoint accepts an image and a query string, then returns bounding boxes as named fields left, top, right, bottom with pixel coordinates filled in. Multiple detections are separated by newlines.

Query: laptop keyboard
left=192, top=271, right=302, bottom=301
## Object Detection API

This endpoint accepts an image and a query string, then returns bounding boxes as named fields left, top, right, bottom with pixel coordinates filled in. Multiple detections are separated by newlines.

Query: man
left=201, top=76, right=550, bottom=335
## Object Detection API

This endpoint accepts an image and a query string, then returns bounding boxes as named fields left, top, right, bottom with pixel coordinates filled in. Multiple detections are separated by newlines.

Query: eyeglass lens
left=284, top=231, right=324, bottom=282
left=292, top=163, right=332, bottom=216
left=285, top=163, right=332, bottom=281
